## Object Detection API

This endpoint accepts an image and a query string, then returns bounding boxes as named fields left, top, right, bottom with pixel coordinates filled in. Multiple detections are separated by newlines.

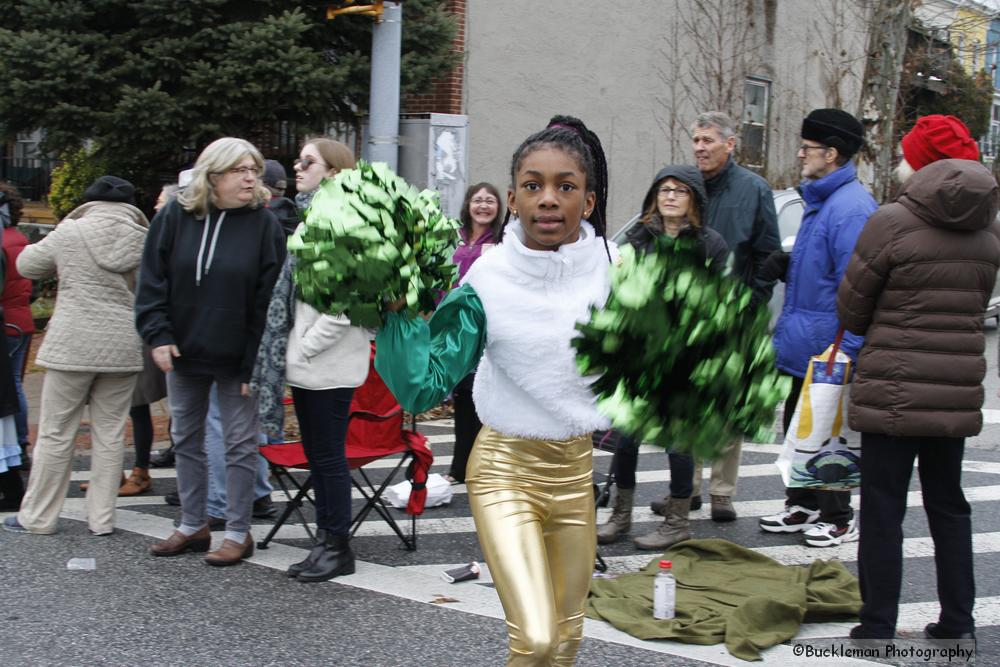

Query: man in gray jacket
left=653, top=112, right=780, bottom=522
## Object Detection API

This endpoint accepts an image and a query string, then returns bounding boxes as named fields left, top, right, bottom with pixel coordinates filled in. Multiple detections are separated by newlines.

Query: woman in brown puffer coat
left=837, top=115, right=1000, bottom=641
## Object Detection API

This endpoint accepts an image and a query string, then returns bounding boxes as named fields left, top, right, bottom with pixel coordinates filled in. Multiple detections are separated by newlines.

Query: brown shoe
left=80, top=472, right=126, bottom=493
left=204, top=534, right=254, bottom=567
left=119, top=467, right=152, bottom=496
left=150, top=526, right=211, bottom=557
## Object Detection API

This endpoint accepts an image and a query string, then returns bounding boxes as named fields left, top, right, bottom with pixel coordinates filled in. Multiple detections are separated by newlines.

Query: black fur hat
left=801, top=108, right=864, bottom=158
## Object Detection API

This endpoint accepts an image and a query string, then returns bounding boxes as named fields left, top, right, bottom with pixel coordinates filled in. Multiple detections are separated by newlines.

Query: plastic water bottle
left=653, top=559, right=676, bottom=620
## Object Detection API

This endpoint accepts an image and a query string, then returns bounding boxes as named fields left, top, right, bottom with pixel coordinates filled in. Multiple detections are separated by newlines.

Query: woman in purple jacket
left=445, top=183, right=503, bottom=484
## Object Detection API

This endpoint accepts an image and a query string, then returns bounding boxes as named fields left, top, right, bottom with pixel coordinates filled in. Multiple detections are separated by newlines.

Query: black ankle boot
left=0, top=468, right=25, bottom=511
left=150, top=444, right=175, bottom=468
left=287, top=529, right=327, bottom=578
left=296, top=532, right=355, bottom=582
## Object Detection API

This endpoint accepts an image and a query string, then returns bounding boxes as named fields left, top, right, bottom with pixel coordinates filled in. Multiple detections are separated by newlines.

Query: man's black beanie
left=801, top=108, right=865, bottom=158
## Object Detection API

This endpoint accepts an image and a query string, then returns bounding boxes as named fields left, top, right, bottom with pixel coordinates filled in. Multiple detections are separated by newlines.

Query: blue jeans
left=6, top=335, right=29, bottom=447
left=200, top=384, right=273, bottom=521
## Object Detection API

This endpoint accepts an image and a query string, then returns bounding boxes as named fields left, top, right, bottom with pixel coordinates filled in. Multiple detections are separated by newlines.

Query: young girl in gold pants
left=376, top=116, right=615, bottom=666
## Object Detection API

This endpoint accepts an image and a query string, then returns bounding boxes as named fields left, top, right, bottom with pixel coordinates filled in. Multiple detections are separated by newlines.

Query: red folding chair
left=257, top=344, right=432, bottom=551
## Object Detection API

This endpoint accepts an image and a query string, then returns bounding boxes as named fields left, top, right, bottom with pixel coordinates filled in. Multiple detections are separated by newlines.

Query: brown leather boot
left=204, top=534, right=254, bottom=567
left=150, top=525, right=212, bottom=557
left=633, top=496, right=691, bottom=550
left=596, top=487, right=634, bottom=544
left=119, top=467, right=152, bottom=496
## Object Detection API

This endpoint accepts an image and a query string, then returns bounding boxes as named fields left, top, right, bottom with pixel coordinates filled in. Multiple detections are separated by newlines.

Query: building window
left=740, top=77, right=770, bottom=172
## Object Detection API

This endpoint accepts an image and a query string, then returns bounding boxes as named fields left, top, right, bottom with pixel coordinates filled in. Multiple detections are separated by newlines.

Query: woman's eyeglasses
left=657, top=186, right=692, bottom=198
left=471, top=197, right=498, bottom=206
left=295, top=157, right=329, bottom=170
left=223, top=166, right=259, bottom=177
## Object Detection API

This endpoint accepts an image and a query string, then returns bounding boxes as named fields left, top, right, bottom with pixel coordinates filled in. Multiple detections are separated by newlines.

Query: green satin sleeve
left=374, top=283, right=486, bottom=414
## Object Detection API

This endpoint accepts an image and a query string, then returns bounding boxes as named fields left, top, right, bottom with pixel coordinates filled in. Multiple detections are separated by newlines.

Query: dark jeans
left=291, top=385, right=354, bottom=537
left=449, top=372, right=481, bottom=483
left=130, top=404, right=153, bottom=469
left=613, top=433, right=694, bottom=498
left=6, top=335, right=28, bottom=447
left=782, top=373, right=853, bottom=526
left=858, top=432, right=973, bottom=635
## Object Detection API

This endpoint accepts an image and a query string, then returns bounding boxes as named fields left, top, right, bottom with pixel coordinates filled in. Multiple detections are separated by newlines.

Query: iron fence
left=0, top=157, right=57, bottom=201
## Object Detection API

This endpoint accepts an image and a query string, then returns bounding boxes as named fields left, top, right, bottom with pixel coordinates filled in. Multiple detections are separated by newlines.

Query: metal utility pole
left=327, top=0, right=402, bottom=169
left=367, top=1, right=402, bottom=169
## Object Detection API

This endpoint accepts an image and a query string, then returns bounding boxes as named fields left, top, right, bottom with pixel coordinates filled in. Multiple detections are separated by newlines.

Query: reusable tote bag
left=775, top=329, right=861, bottom=490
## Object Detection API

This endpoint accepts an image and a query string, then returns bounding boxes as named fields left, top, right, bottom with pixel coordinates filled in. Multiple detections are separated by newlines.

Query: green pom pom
left=290, top=161, right=460, bottom=328
left=573, top=236, right=788, bottom=458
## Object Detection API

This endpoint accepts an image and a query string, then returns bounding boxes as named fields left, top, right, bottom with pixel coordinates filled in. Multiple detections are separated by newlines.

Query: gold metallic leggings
left=467, top=426, right=596, bottom=666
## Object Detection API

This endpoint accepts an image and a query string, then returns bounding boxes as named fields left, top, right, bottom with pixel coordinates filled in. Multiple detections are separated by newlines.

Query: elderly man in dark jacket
left=673, top=111, right=780, bottom=522
left=837, top=115, right=1000, bottom=641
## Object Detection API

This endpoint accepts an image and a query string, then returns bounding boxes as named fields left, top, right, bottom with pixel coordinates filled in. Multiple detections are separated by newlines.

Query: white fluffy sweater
left=464, top=220, right=615, bottom=440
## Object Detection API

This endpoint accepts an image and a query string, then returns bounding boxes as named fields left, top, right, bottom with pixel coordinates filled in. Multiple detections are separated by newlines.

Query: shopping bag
left=775, top=329, right=861, bottom=490
left=385, top=472, right=454, bottom=509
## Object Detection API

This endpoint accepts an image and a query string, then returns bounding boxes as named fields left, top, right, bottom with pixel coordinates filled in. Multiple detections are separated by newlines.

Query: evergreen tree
left=0, top=0, right=457, bottom=198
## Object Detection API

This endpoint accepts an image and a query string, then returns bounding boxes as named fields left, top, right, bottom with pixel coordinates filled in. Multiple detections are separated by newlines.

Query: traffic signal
left=327, top=1, right=384, bottom=22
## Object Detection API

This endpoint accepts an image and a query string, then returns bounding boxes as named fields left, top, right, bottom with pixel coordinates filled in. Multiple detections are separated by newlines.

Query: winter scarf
left=250, top=253, right=297, bottom=437
left=251, top=191, right=315, bottom=435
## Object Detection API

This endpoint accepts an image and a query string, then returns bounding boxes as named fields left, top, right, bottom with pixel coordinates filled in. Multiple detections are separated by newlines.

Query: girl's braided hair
left=500, top=115, right=611, bottom=262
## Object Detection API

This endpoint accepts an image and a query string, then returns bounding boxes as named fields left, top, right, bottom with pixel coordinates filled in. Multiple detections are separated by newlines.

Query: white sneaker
left=759, top=505, right=821, bottom=533
left=804, top=518, right=859, bottom=547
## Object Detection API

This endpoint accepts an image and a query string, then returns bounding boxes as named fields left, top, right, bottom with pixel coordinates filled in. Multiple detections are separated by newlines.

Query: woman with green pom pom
left=377, top=115, right=615, bottom=666
left=253, top=138, right=372, bottom=583
left=594, top=165, right=730, bottom=551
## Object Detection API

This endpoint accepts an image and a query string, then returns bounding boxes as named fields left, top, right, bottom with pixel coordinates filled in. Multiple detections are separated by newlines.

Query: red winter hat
left=901, top=115, right=980, bottom=170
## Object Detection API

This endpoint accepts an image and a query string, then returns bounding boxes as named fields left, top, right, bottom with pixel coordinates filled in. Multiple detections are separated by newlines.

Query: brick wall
left=402, top=0, right=465, bottom=115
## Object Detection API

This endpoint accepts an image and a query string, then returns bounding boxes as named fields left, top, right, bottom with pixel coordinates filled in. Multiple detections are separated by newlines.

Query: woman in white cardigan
left=253, top=138, right=370, bottom=582
left=4, top=176, right=147, bottom=536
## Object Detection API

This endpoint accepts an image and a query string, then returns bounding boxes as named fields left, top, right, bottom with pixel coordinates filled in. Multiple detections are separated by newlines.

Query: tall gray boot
left=596, top=487, right=634, bottom=544
left=634, top=496, right=691, bottom=550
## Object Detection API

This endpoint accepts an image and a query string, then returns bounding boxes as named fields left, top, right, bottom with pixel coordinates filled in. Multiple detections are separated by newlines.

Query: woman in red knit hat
left=838, top=115, right=998, bottom=641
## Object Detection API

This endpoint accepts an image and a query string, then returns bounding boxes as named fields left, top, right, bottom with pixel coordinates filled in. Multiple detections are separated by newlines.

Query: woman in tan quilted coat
left=837, top=115, right=1000, bottom=641
left=3, top=176, right=147, bottom=537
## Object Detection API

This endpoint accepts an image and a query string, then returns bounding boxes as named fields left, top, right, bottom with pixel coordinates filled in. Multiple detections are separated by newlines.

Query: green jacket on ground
left=587, top=538, right=861, bottom=661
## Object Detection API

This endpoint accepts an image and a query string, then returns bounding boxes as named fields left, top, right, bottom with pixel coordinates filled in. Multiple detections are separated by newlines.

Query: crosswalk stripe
left=403, top=531, right=1000, bottom=585
left=79, top=442, right=998, bottom=485
left=83, top=483, right=998, bottom=540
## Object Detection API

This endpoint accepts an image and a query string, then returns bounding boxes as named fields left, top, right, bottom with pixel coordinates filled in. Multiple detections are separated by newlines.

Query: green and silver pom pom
left=574, top=238, right=789, bottom=459
left=288, top=161, right=460, bottom=328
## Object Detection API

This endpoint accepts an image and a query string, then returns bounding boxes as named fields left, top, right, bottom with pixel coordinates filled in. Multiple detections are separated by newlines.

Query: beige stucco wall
left=464, top=0, right=872, bottom=233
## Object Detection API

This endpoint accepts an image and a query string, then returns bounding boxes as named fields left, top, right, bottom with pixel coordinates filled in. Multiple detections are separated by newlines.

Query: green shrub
left=48, top=145, right=109, bottom=219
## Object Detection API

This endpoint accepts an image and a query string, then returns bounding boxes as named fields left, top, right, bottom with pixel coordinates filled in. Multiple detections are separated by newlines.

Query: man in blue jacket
left=759, top=108, right=877, bottom=547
